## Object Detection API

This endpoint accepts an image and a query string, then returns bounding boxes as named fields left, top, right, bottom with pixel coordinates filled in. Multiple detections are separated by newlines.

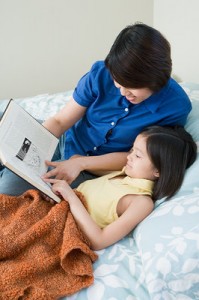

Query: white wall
left=0, top=0, right=153, bottom=100
left=154, top=0, right=199, bottom=83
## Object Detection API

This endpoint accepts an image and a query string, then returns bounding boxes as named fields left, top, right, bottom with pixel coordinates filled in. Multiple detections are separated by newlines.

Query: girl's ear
left=154, top=170, right=160, bottom=178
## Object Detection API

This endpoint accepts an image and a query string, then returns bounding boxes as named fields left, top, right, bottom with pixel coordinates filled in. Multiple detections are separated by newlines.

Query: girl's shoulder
left=117, top=194, right=154, bottom=217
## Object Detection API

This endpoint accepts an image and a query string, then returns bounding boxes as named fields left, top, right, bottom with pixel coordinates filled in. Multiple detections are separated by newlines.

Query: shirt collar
left=142, top=79, right=171, bottom=113
left=108, top=168, right=154, bottom=192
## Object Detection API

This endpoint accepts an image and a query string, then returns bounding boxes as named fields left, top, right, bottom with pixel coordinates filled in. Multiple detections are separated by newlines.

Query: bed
left=0, top=82, right=199, bottom=300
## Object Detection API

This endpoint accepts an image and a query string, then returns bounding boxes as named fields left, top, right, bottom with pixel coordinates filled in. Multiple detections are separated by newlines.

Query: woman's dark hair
left=141, top=126, right=197, bottom=201
left=105, top=23, right=172, bottom=92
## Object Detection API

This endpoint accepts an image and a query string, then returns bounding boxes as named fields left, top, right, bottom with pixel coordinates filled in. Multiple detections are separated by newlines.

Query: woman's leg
left=0, top=168, right=35, bottom=195
left=70, top=171, right=98, bottom=188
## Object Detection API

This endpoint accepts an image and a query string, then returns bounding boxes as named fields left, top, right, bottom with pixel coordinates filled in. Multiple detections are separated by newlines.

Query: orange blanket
left=0, top=190, right=98, bottom=300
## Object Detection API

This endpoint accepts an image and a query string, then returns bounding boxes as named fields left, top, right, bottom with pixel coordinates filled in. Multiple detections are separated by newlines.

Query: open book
left=0, top=100, right=61, bottom=203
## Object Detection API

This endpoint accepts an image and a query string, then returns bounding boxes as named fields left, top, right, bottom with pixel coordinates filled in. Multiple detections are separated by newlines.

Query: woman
left=0, top=23, right=192, bottom=195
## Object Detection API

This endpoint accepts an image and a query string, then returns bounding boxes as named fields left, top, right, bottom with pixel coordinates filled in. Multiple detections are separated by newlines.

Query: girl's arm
left=44, top=178, right=154, bottom=250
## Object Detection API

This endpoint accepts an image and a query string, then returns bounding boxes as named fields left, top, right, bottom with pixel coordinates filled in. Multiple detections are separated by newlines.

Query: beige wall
left=154, top=0, right=199, bottom=83
left=0, top=0, right=153, bottom=100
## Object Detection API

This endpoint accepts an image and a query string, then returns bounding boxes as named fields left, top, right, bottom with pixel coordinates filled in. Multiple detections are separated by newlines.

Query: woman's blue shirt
left=64, top=61, right=192, bottom=158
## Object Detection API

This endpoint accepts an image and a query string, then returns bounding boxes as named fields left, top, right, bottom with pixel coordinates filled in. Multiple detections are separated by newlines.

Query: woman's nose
left=120, top=86, right=127, bottom=96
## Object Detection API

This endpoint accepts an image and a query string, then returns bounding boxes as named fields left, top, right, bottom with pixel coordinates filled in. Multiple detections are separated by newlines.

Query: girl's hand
left=40, top=193, right=55, bottom=204
left=42, top=177, right=74, bottom=202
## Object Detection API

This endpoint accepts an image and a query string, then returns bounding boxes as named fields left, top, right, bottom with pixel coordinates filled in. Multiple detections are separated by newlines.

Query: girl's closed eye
left=132, top=149, right=142, bottom=159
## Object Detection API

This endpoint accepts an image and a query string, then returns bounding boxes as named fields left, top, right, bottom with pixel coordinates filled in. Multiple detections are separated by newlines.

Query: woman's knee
left=0, top=168, right=35, bottom=196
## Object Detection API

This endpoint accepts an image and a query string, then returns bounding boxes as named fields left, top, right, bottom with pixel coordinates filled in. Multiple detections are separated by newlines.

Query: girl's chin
left=124, top=165, right=129, bottom=174
left=124, top=165, right=135, bottom=178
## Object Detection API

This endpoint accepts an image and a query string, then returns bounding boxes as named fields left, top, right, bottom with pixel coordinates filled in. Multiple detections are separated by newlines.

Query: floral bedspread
left=0, top=83, right=199, bottom=300
left=0, top=90, right=73, bottom=120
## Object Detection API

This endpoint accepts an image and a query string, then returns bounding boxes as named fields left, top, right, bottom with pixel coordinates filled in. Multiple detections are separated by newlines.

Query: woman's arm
left=44, top=178, right=154, bottom=250
left=42, top=95, right=128, bottom=182
left=73, top=152, right=128, bottom=175
left=44, top=152, right=128, bottom=182
left=43, top=97, right=87, bottom=138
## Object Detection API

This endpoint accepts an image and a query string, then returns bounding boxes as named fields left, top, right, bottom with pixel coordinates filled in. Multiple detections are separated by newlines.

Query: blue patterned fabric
left=0, top=83, right=199, bottom=299
left=134, top=192, right=199, bottom=299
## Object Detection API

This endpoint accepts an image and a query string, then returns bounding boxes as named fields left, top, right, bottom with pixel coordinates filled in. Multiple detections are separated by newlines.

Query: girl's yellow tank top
left=76, top=169, right=154, bottom=228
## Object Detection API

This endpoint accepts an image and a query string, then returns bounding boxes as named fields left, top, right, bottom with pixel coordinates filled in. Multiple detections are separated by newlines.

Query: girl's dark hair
left=105, top=23, right=172, bottom=92
left=141, top=126, right=197, bottom=201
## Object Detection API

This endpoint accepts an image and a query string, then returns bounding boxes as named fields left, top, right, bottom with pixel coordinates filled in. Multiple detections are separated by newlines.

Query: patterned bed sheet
left=0, top=90, right=73, bottom=120
left=0, top=83, right=199, bottom=300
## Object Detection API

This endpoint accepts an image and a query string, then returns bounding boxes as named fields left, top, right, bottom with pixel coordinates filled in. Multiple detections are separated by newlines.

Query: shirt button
left=125, top=108, right=129, bottom=111
left=93, top=147, right=97, bottom=151
left=111, top=122, right=115, bottom=126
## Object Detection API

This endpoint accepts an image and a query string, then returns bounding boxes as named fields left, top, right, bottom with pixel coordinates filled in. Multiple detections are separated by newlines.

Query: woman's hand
left=42, top=156, right=84, bottom=184
left=42, top=152, right=129, bottom=184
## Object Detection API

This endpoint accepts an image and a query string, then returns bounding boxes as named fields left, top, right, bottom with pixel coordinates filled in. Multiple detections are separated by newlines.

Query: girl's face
left=114, top=81, right=153, bottom=104
left=124, top=134, right=159, bottom=181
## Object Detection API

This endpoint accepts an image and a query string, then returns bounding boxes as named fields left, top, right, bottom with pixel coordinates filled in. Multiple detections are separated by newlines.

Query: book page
left=5, top=154, right=53, bottom=190
left=2, top=153, right=61, bottom=202
left=0, top=100, right=58, bottom=176
left=0, top=100, right=61, bottom=202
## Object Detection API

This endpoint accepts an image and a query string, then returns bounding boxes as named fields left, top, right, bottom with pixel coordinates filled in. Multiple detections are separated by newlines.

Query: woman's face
left=114, top=81, right=153, bottom=104
left=124, top=134, right=159, bottom=181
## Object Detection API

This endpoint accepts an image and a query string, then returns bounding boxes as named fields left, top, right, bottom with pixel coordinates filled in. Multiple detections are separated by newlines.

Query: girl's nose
left=127, top=153, right=132, bottom=162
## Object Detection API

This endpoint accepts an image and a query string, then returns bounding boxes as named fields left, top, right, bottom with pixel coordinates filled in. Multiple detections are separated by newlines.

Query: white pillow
left=134, top=191, right=199, bottom=299
left=176, top=99, right=199, bottom=196
left=132, top=84, right=199, bottom=299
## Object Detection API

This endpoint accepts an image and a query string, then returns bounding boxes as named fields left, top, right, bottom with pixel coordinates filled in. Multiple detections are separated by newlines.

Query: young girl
left=43, top=126, right=197, bottom=250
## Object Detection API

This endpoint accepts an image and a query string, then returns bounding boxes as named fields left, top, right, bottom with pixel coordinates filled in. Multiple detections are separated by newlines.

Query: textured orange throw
left=0, top=190, right=98, bottom=300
